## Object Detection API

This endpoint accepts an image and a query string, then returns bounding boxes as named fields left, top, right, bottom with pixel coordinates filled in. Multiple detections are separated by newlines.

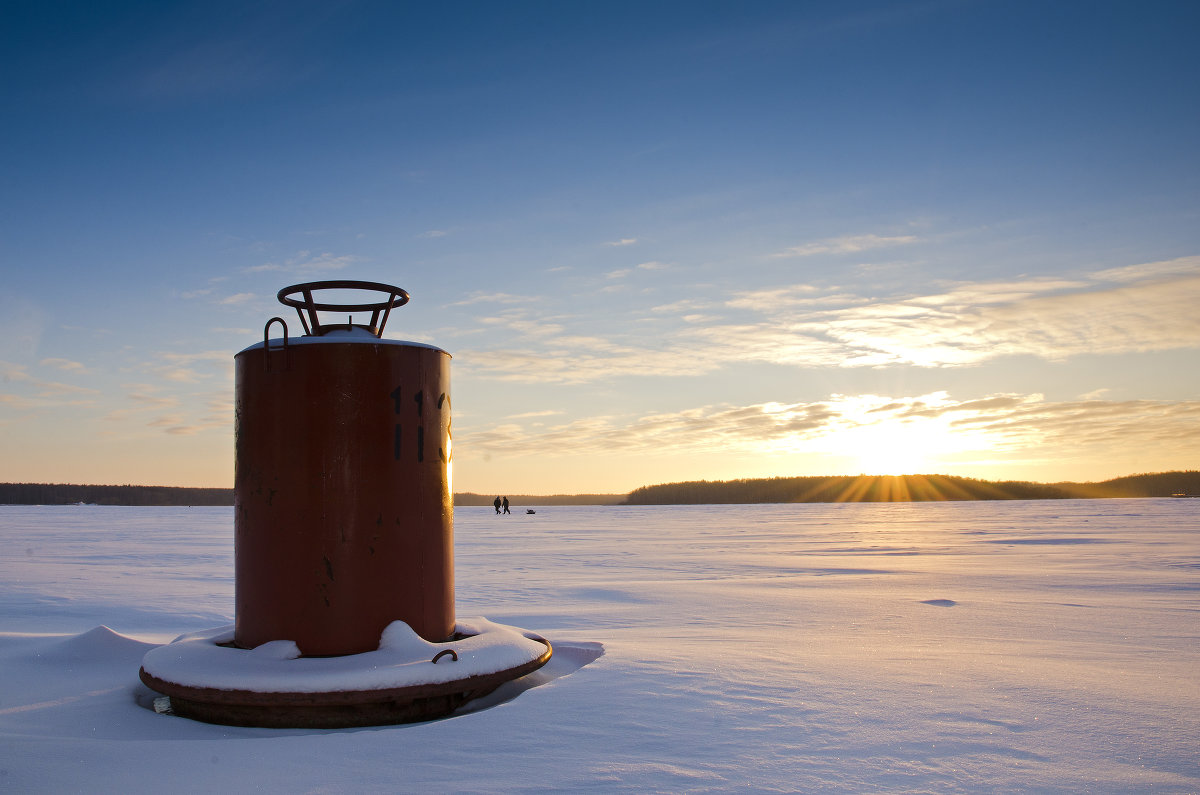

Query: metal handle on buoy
left=263, top=317, right=289, bottom=373
left=431, top=649, right=458, bottom=664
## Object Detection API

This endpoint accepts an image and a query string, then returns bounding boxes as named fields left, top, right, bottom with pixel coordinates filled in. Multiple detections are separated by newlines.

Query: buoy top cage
left=278, top=280, right=410, bottom=338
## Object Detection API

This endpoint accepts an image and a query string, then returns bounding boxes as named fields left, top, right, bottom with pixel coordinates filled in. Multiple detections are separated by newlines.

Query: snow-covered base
left=141, top=618, right=548, bottom=693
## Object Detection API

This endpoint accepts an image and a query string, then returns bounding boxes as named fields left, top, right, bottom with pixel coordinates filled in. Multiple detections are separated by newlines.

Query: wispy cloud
left=107, top=386, right=230, bottom=437
left=1090, top=255, right=1199, bottom=284
left=454, top=394, right=935, bottom=457
left=457, top=390, right=1200, bottom=466
left=39, top=358, right=86, bottom=372
left=0, top=392, right=95, bottom=410
left=600, top=261, right=668, bottom=278
left=146, top=351, right=230, bottom=385
left=457, top=341, right=719, bottom=384
left=605, top=238, right=637, bottom=247
left=246, top=251, right=359, bottom=276
left=448, top=292, right=536, bottom=307
left=152, top=394, right=232, bottom=436
left=770, top=233, right=919, bottom=259
left=813, top=267, right=1200, bottom=366
left=124, top=387, right=180, bottom=409
left=651, top=299, right=716, bottom=315
left=159, top=369, right=203, bottom=383
left=738, top=291, right=868, bottom=313
left=452, top=256, right=1200, bottom=384
left=418, top=230, right=448, bottom=238
left=476, top=310, right=566, bottom=339
left=295, top=251, right=357, bottom=270
left=0, top=361, right=99, bottom=398
left=708, top=257, right=1200, bottom=369
left=158, top=351, right=232, bottom=366
left=726, top=284, right=824, bottom=312
left=941, top=395, right=1200, bottom=457
left=0, top=393, right=39, bottom=409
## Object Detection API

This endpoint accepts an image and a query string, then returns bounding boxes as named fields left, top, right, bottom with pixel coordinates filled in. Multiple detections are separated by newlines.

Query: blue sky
left=2, top=0, right=1198, bottom=493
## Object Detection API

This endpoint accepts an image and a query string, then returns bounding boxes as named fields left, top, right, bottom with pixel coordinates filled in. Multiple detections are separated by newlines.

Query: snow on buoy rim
left=140, top=617, right=548, bottom=694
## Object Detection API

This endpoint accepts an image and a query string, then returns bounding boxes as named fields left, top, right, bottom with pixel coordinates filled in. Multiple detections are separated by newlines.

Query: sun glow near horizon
left=770, top=394, right=1004, bottom=478
left=840, top=416, right=994, bottom=476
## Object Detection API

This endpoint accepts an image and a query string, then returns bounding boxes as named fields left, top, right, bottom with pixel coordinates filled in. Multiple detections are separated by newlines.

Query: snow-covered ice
left=1, top=500, right=1197, bottom=792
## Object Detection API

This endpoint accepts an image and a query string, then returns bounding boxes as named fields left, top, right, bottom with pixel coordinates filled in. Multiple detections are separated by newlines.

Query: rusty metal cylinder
left=234, top=304, right=453, bottom=656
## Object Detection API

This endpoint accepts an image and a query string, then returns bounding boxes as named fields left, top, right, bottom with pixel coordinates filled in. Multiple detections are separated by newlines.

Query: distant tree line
left=0, top=483, right=623, bottom=507
left=4, top=471, right=1196, bottom=507
left=0, top=482, right=235, bottom=506
left=622, top=471, right=1200, bottom=505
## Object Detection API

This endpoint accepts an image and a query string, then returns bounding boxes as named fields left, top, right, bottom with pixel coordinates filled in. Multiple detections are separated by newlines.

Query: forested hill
left=4, top=472, right=1197, bottom=506
left=0, top=483, right=234, bottom=506
left=623, top=472, right=1200, bottom=505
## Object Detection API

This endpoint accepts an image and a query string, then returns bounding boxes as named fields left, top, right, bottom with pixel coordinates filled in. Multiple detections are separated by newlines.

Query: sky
left=2, top=0, right=1198, bottom=494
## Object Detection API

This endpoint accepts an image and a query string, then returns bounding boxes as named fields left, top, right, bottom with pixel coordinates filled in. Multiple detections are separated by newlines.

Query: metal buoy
left=235, top=281, right=453, bottom=655
left=139, top=281, right=551, bottom=728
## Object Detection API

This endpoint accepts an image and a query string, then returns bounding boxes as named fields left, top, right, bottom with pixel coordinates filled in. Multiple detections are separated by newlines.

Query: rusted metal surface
left=139, top=638, right=552, bottom=729
left=234, top=338, right=454, bottom=655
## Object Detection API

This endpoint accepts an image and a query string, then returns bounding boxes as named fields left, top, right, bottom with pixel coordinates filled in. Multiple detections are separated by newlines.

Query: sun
left=762, top=393, right=1003, bottom=477
left=826, top=412, right=991, bottom=476
left=836, top=420, right=933, bottom=475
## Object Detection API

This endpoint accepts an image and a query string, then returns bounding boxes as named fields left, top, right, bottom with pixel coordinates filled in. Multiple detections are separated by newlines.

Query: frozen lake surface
left=1, top=500, right=1197, bottom=792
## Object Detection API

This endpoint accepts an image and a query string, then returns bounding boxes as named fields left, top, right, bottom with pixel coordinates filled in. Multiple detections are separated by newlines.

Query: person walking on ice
left=493, top=496, right=502, bottom=514
left=502, top=496, right=510, bottom=514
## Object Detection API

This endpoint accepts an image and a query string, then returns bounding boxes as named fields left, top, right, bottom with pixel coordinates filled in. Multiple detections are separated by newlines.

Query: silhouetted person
left=493, top=496, right=501, bottom=514
left=502, top=496, right=510, bottom=514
